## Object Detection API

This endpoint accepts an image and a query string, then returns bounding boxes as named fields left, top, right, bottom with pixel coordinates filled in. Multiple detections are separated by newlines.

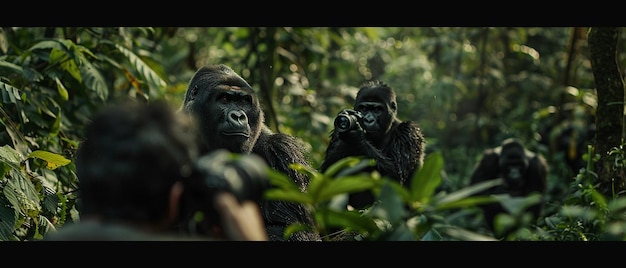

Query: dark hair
left=75, top=99, right=198, bottom=223
left=355, top=80, right=397, bottom=108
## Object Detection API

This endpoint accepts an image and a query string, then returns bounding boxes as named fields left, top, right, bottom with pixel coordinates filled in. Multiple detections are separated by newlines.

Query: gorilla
left=469, top=138, right=548, bottom=235
left=182, top=64, right=320, bottom=241
left=320, top=80, right=426, bottom=209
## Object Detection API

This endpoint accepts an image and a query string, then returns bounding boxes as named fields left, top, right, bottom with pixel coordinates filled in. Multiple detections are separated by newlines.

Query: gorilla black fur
left=320, top=80, right=426, bottom=209
left=469, top=138, right=548, bottom=234
left=182, top=64, right=319, bottom=241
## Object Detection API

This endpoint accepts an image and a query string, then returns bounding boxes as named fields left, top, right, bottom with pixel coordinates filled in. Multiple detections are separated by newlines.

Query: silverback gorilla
left=469, top=138, right=548, bottom=235
left=320, top=80, right=426, bottom=209
left=182, top=64, right=320, bottom=241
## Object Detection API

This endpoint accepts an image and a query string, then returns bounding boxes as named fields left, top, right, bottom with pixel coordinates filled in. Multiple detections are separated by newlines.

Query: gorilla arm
left=386, top=121, right=426, bottom=186
left=522, top=153, right=548, bottom=196
left=251, top=126, right=320, bottom=241
left=320, top=122, right=425, bottom=186
left=469, top=148, right=501, bottom=193
left=522, top=153, right=549, bottom=219
left=252, top=125, right=311, bottom=191
left=319, top=125, right=395, bottom=177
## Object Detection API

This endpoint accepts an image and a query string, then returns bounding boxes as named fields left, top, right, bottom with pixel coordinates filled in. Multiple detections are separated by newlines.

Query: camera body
left=179, top=150, right=269, bottom=235
left=334, top=109, right=363, bottom=133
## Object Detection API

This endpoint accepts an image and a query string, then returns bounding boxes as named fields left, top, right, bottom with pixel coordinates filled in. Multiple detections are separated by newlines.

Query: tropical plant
left=265, top=151, right=529, bottom=241
left=0, top=27, right=169, bottom=240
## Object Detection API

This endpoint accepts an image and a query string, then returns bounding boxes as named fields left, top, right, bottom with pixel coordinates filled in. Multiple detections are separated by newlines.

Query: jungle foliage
left=1, top=27, right=625, bottom=241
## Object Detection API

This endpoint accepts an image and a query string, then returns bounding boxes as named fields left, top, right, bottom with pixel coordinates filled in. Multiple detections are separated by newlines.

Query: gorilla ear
left=189, top=85, right=199, bottom=100
left=390, top=101, right=397, bottom=113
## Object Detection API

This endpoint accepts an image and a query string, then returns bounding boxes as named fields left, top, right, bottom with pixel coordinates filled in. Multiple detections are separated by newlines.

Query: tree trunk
left=587, top=27, right=625, bottom=196
left=248, top=27, right=280, bottom=132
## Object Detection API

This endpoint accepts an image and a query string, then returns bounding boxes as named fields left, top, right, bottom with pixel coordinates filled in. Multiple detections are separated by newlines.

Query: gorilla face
left=183, top=65, right=263, bottom=154
left=354, top=88, right=396, bottom=141
left=498, top=140, right=530, bottom=190
left=355, top=101, right=386, bottom=134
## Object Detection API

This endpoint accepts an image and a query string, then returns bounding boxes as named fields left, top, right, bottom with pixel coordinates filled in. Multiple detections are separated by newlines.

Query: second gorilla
left=181, top=64, right=320, bottom=241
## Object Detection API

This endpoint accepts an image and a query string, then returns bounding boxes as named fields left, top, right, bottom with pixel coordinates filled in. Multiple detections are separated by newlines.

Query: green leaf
left=608, top=197, right=626, bottom=214
left=335, top=158, right=376, bottom=177
left=436, top=225, right=498, bottom=241
left=315, top=175, right=380, bottom=203
left=434, top=195, right=497, bottom=211
left=0, top=60, right=24, bottom=76
left=560, top=205, right=599, bottom=221
left=369, top=182, right=407, bottom=223
left=34, top=214, right=55, bottom=239
left=5, top=169, right=41, bottom=215
left=50, top=47, right=82, bottom=83
left=323, top=156, right=363, bottom=177
left=410, top=151, right=444, bottom=204
left=54, top=77, right=69, bottom=101
left=314, top=208, right=378, bottom=233
left=0, top=145, right=22, bottom=164
left=431, top=178, right=504, bottom=210
left=590, top=187, right=608, bottom=211
left=379, top=222, right=418, bottom=241
left=0, top=201, right=18, bottom=241
left=288, top=162, right=318, bottom=179
left=284, top=222, right=315, bottom=240
left=29, top=40, right=64, bottom=51
left=41, top=186, right=59, bottom=210
left=80, top=60, right=109, bottom=101
left=266, top=169, right=301, bottom=191
left=0, top=81, right=22, bottom=104
left=264, top=188, right=312, bottom=204
left=27, top=150, right=71, bottom=170
left=114, top=43, right=167, bottom=96
left=499, top=193, right=543, bottom=215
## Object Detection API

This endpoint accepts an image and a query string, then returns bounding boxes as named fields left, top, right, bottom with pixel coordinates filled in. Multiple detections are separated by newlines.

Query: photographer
left=320, top=81, right=425, bottom=210
left=45, top=99, right=268, bottom=241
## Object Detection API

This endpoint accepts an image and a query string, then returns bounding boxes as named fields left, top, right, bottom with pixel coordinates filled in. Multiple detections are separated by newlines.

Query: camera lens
left=335, top=115, right=351, bottom=131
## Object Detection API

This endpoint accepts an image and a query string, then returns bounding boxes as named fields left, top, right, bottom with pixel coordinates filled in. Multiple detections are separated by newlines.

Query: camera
left=179, top=149, right=269, bottom=235
left=334, top=109, right=363, bottom=133
left=195, top=150, right=268, bottom=204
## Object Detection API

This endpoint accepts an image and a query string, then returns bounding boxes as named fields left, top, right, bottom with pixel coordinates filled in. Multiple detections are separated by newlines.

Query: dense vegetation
left=1, top=27, right=625, bottom=241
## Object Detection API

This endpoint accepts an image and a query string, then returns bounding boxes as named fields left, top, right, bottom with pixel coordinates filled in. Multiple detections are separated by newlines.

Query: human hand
left=213, top=192, right=268, bottom=241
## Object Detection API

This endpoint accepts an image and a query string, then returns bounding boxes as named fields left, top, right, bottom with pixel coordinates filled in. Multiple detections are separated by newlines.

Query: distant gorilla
left=469, top=138, right=548, bottom=233
left=320, top=80, right=426, bottom=209
left=182, top=64, right=320, bottom=241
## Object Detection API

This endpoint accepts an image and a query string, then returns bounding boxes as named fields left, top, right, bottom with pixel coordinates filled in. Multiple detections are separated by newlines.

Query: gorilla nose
left=228, top=110, right=248, bottom=125
left=363, top=118, right=376, bottom=127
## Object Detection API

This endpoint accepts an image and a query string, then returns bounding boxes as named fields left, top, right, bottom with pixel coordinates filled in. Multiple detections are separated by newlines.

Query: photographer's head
left=75, top=99, right=198, bottom=229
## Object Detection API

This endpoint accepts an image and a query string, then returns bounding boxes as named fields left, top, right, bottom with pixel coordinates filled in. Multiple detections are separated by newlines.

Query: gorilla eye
left=243, top=95, right=253, bottom=104
left=219, top=94, right=231, bottom=103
